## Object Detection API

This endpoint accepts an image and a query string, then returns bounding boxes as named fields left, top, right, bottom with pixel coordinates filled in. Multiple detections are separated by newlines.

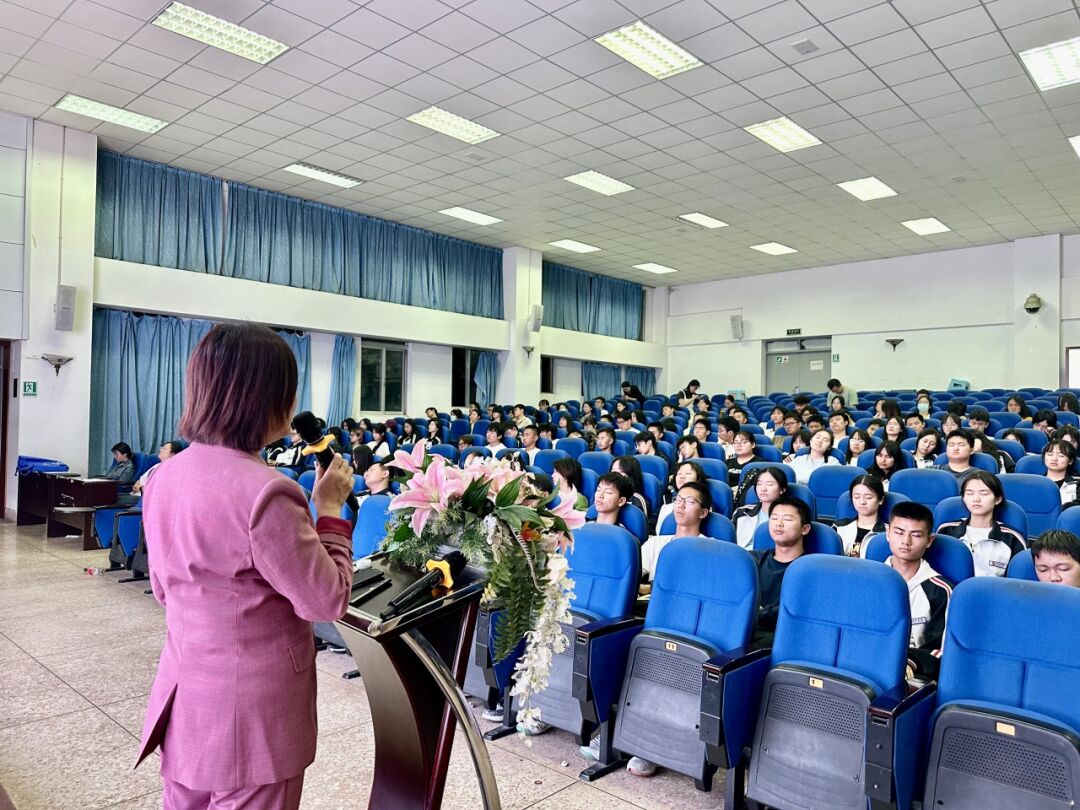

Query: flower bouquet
left=381, top=443, right=586, bottom=732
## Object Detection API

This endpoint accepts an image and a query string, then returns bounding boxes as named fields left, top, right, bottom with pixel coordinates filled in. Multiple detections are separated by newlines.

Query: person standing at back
left=136, top=324, right=355, bottom=810
left=827, top=378, right=858, bottom=413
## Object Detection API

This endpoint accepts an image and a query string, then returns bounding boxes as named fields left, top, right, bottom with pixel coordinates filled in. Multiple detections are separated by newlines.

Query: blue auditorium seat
left=699, top=441, right=726, bottom=460
left=576, top=539, right=758, bottom=790
left=532, top=449, right=568, bottom=475
left=995, top=427, right=1048, bottom=453
left=659, top=512, right=737, bottom=543
left=352, top=494, right=392, bottom=559
left=584, top=505, right=647, bottom=545
left=738, top=461, right=796, bottom=484
left=634, top=454, right=668, bottom=483
left=297, top=469, right=316, bottom=494
left=753, top=444, right=783, bottom=462
left=581, top=469, right=598, bottom=502
left=578, top=451, right=614, bottom=478
left=933, top=452, right=998, bottom=473
left=1006, top=548, right=1038, bottom=580
left=733, top=556, right=918, bottom=810
left=862, top=532, right=974, bottom=584
left=1059, top=507, right=1080, bottom=534
left=750, top=521, right=841, bottom=554
left=688, top=457, right=728, bottom=482
left=834, top=490, right=911, bottom=523
left=1000, top=473, right=1061, bottom=539
left=555, top=437, right=588, bottom=460
left=994, top=438, right=1026, bottom=463
left=889, top=468, right=959, bottom=511
left=705, top=479, right=733, bottom=518
left=428, top=443, right=458, bottom=462
left=917, top=578, right=1080, bottom=809
left=806, top=465, right=863, bottom=522
left=744, top=482, right=817, bottom=521
left=933, top=495, right=1029, bottom=539
left=641, top=473, right=662, bottom=515
left=459, top=447, right=491, bottom=467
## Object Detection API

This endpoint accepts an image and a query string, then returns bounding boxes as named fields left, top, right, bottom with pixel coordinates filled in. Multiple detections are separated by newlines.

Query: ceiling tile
left=336, top=8, right=411, bottom=50
left=421, top=12, right=500, bottom=52
left=298, top=30, right=375, bottom=69
left=462, top=0, right=545, bottom=33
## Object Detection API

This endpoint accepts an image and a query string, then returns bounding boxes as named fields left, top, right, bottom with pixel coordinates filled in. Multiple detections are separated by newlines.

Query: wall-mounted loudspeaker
left=527, top=303, right=544, bottom=333
left=54, top=284, right=76, bottom=332
left=730, top=313, right=744, bottom=340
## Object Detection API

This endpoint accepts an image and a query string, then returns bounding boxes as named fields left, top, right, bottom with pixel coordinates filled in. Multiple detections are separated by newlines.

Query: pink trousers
left=162, top=773, right=304, bottom=810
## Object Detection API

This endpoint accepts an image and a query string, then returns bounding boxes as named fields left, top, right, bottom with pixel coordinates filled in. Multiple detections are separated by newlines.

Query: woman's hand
left=312, top=455, right=353, bottom=520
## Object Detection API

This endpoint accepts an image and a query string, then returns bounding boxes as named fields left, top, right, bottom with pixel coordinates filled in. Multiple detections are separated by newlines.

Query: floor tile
left=36, top=634, right=164, bottom=707
left=0, top=649, right=93, bottom=730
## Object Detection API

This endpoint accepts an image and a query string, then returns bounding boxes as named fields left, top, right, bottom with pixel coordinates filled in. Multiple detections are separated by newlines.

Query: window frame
left=360, top=340, right=407, bottom=414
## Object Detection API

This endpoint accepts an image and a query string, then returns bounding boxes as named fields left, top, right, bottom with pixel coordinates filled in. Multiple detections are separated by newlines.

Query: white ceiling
left=2, top=0, right=1080, bottom=286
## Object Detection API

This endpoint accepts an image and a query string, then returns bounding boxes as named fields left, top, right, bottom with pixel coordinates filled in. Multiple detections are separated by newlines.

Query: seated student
left=400, top=420, right=420, bottom=446
left=456, top=435, right=476, bottom=456
left=349, top=427, right=367, bottom=450
left=912, top=428, right=940, bottom=469
left=1060, top=392, right=1080, bottom=415
left=828, top=411, right=851, bottom=447
left=939, top=412, right=963, bottom=438
left=512, top=403, right=532, bottom=430
left=468, top=409, right=482, bottom=428
left=937, top=471, right=1026, bottom=577
left=761, top=406, right=785, bottom=439
left=614, top=413, right=635, bottom=434
left=556, top=414, right=574, bottom=434
left=640, top=480, right=711, bottom=585
left=538, top=423, right=557, bottom=444
left=675, top=434, right=701, bottom=462
left=1033, top=529, right=1080, bottom=587
left=1033, top=409, right=1058, bottom=436
left=657, top=460, right=707, bottom=529
left=732, top=466, right=788, bottom=549
left=105, top=442, right=137, bottom=482
left=730, top=407, right=750, bottom=425
left=351, top=445, right=375, bottom=474
left=773, top=411, right=802, bottom=449
left=536, top=399, right=551, bottom=416
left=866, top=441, right=906, bottom=490
left=590, top=472, right=635, bottom=531
left=516, top=424, right=541, bottom=465
left=788, top=429, right=840, bottom=484
left=646, top=421, right=666, bottom=443
left=966, top=407, right=991, bottom=435
left=450, top=408, right=465, bottom=421
left=341, top=417, right=358, bottom=435
left=972, top=431, right=1014, bottom=473
left=132, top=440, right=183, bottom=494
left=1000, top=427, right=1027, bottom=446
left=689, top=417, right=711, bottom=444
left=914, top=394, right=933, bottom=418
left=367, top=423, right=391, bottom=457
left=504, top=423, right=520, bottom=443
left=843, top=429, right=871, bottom=466
left=946, top=400, right=967, bottom=418
left=267, top=429, right=305, bottom=471
left=694, top=396, right=711, bottom=419
left=751, top=495, right=811, bottom=648
left=552, top=457, right=588, bottom=511
left=634, top=431, right=658, bottom=457
left=941, top=429, right=976, bottom=478
left=882, top=501, right=952, bottom=680
left=595, top=426, right=617, bottom=455
left=716, top=416, right=739, bottom=459
left=905, top=412, right=926, bottom=434
left=485, top=422, right=507, bottom=454
left=866, top=418, right=886, bottom=438
left=592, top=396, right=610, bottom=418
left=660, top=402, right=677, bottom=421
left=359, top=459, right=393, bottom=500
left=1006, top=395, right=1032, bottom=422
left=726, top=430, right=758, bottom=484
left=782, top=429, right=811, bottom=464
left=422, top=419, right=442, bottom=449
left=612, top=455, right=650, bottom=518
left=829, top=394, right=847, bottom=413
left=1043, top=439, right=1080, bottom=507
left=487, top=403, right=502, bottom=421
left=835, top=474, right=886, bottom=557
left=882, top=416, right=906, bottom=445
left=804, top=412, right=825, bottom=433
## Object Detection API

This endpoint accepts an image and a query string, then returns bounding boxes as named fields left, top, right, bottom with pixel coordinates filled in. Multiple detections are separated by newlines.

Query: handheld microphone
left=292, top=411, right=360, bottom=519
left=380, top=551, right=467, bottom=620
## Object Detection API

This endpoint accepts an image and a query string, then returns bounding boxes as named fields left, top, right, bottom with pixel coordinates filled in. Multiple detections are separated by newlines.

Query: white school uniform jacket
left=731, top=503, right=769, bottom=550
left=641, top=533, right=705, bottom=581
left=885, top=557, right=952, bottom=678
left=787, top=454, right=839, bottom=484
left=936, top=518, right=1026, bottom=577
left=834, top=518, right=885, bottom=556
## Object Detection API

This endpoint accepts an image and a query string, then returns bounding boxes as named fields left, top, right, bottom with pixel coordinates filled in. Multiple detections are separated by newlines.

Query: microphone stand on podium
left=334, top=549, right=501, bottom=810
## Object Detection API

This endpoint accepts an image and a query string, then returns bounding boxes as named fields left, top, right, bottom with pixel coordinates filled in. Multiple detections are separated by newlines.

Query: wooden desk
left=16, top=471, right=79, bottom=526
left=44, top=478, right=120, bottom=549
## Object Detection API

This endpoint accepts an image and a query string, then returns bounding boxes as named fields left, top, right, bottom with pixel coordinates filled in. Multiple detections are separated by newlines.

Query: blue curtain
left=542, top=262, right=644, bottom=340
left=96, top=152, right=223, bottom=273
left=623, top=366, right=656, bottom=398
left=276, top=331, right=312, bottom=413
left=473, top=351, right=500, bottom=406
left=326, top=335, right=356, bottom=427
left=89, top=309, right=212, bottom=474
left=582, top=362, right=623, bottom=402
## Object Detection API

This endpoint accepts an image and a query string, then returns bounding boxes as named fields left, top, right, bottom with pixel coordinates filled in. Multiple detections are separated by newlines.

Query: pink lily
left=485, top=465, right=527, bottom=502
left=388, top=441, right=428, bottom=474
left=548, top=489, right=587, bottom=531
left=389, top=459, right=464, bottom=537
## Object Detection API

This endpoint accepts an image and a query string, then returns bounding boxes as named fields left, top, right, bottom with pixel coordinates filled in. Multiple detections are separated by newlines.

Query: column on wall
left=495, top=247, right=542, bottom=406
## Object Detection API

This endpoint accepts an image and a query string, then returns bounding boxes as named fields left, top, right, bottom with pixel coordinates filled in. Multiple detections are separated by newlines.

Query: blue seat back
left=646, top=538, right=758, bottom=651
left=353, top=494, right=392, bottom=559
left=933, top=452, right=998, bottom=473
left=739, top=461, right=796, bottom=484
left=754, top=444, right=783, bottom=462
left=1059, top=507, right=1080, bottom=534
left=690, top=457, right=729, bottom=482
left=471, top=419, right=490, bottom=437
left=555, top=437, right=588, bottom=460
left=1006, top=548, right=1038, bottom=581
left=578, top=451, right=614, bottom=477
left=834, top=490, right=911, bottom=523
left=659, top=512, right=736, bottom=543
left=655, top=440, right=674, bottom=462
left=297, top=469, right=316, bottom=494
left=888, top=468, right=959, bottom=511
left=117, top=511, right=143, bottom=557
left=1001, top=473, right=1061, bottom=538
left=806, top=465, right=864, bottom=521
left=752, top=521, right=842, bottom=554
left=449, top=419, right=470, bottom=440
left=699, top=441, right=726, bottom=460
left=772, top=556, right=910, bottom=696
left=581, top=468, right=598, bottom=502
left=995, top=427, right=1048, bottom=453
left=132, top=453, right=160, bottom=479
left=863, top=532, right=974, bottom=584
left=706, top=479, right=734, bottom=517
left=641, top=472, right=662, bottom=515
left=635, top=454, right=668, bottom=482
left=932, top=495, right=1028, bottom=539
left=937, top=577, right=1080, bottom=732
left=745, top=482, right=817, bottom=520
left=567, top=523, right=640, bottom=619
left=995, top=439, right=1026, bottom=462
left=459, top=447, right=491, bottom=467
left=533, top=449, right=568, bottom=475
left=429, top=444, right=458, bottom=462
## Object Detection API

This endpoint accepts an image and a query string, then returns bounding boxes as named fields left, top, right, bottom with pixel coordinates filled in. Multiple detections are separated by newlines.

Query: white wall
left=308, top=331, right=334, bottom=418
left=408, top=342, right=453, bottom=414
left=549, top=358, right=583, bottom=401
left=0, top=111, right=28, bottom=340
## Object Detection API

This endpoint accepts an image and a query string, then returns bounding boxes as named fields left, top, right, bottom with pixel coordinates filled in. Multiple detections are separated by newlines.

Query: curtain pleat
left=582, top=362, right=624, bottom=403
left=276, top=331, right=312, bottom=413
left=326, top=335, right=356, bottom=428
left=473, top=351, right=500, bottom=405
left=623, top=366, right=656, bottom=398
left=542, top=261, right=644, bottom=340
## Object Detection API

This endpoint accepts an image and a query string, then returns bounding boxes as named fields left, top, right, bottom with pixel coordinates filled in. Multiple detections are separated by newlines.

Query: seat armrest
left=865, top=682, right=937, bottom=810
left=117, top=509, right=142, bottom=517
left=700, top=647, right=772, bottom=769
left=572, top=616, right=643, bottom=725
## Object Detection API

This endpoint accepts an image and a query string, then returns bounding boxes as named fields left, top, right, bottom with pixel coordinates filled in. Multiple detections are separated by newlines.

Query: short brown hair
left=179, top=324, right=296, bottom=451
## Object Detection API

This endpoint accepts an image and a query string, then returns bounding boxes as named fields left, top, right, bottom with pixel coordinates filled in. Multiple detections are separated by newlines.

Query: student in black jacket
left=751, top=495, right=810, bottom=647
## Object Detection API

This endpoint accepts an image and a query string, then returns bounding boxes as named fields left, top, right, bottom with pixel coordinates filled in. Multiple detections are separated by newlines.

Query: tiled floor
left=0, top=521, right=725, bottom=809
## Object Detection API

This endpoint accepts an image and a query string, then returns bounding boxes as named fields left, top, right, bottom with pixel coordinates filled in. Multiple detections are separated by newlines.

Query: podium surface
left=335, top=553, right=500, bottom=810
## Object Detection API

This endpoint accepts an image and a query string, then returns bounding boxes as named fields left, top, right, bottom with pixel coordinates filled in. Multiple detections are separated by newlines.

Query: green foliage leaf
left=495, top=476, right=523, bottom=509
left=460, top=476, right=492, bottom=512
left=495, top=504, right=541, bottom=532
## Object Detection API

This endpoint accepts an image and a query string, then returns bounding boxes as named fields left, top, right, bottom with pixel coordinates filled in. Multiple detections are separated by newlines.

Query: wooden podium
left=335, top=553, right=501, bottom=810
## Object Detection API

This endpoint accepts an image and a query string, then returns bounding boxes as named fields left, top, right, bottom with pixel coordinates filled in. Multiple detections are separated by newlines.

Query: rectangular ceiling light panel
left=440, top=207, right=503, bottom=225
left=750, top=242, right=797, bottom=255
left=406, top=106, right=499, bottom=144
left=677, top=212, right=728, bottom=228
left=901, top=217, right=950, bottom=235
left=595, top=21, right=702, bottom=80
left=55, top=94, right=168, bottom=132
left=153, top=2, right=288, bottom=64
left=837, top=176, right=897, bottom=201
left=744, top=117, right=821, bottom=152
left=1019, top=37, right=1080, bottom=91
left=564, top=170, right=634, bottom=195
left=634, top=262, right=677, bottom=274
left=548, top=239, right=600, bottom=253
left=283, top=163, right=361, bottom=188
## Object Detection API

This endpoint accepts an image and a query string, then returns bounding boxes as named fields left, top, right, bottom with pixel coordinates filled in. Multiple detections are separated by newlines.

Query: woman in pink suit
left=136, top=324, right=355, bottom=809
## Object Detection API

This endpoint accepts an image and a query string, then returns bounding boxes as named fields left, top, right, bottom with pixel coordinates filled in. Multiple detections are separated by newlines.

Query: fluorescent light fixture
left=1019, top=36, right=1080, bottom=91
left=564, top=170, right=634, bottom=196
left=836, top=176, right=897, bottom=201
left=750, top=242, right=797, bottom=256
left=677, top=212, right=728, bottom=229
left=634, top=262, right=677, bottom=274
left=1069, top=134, right=1080, bottom=159
left=744, top=116, right=821, bottom=153
left=902, top=217, right=950, bottom=236
left=283, top=163, right=361, bottom=188
left=54, top=94, right=168, bottom=133
left=406, top=106, right=499, bottom=144
left=595, top=20, right=702, bottom=80
left=548, top=239, right=600, bottom=253
left=439, top=206, right=503, bottom=225
left=152, top=2, right=288, bottom=64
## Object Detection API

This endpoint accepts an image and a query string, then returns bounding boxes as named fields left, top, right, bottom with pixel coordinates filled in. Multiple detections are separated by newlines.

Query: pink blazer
left=136, top=444, right=353, bottom=790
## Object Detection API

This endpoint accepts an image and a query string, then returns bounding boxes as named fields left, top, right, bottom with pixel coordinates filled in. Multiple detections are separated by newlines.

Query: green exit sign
left=22, top=380, right=37, bottom=397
